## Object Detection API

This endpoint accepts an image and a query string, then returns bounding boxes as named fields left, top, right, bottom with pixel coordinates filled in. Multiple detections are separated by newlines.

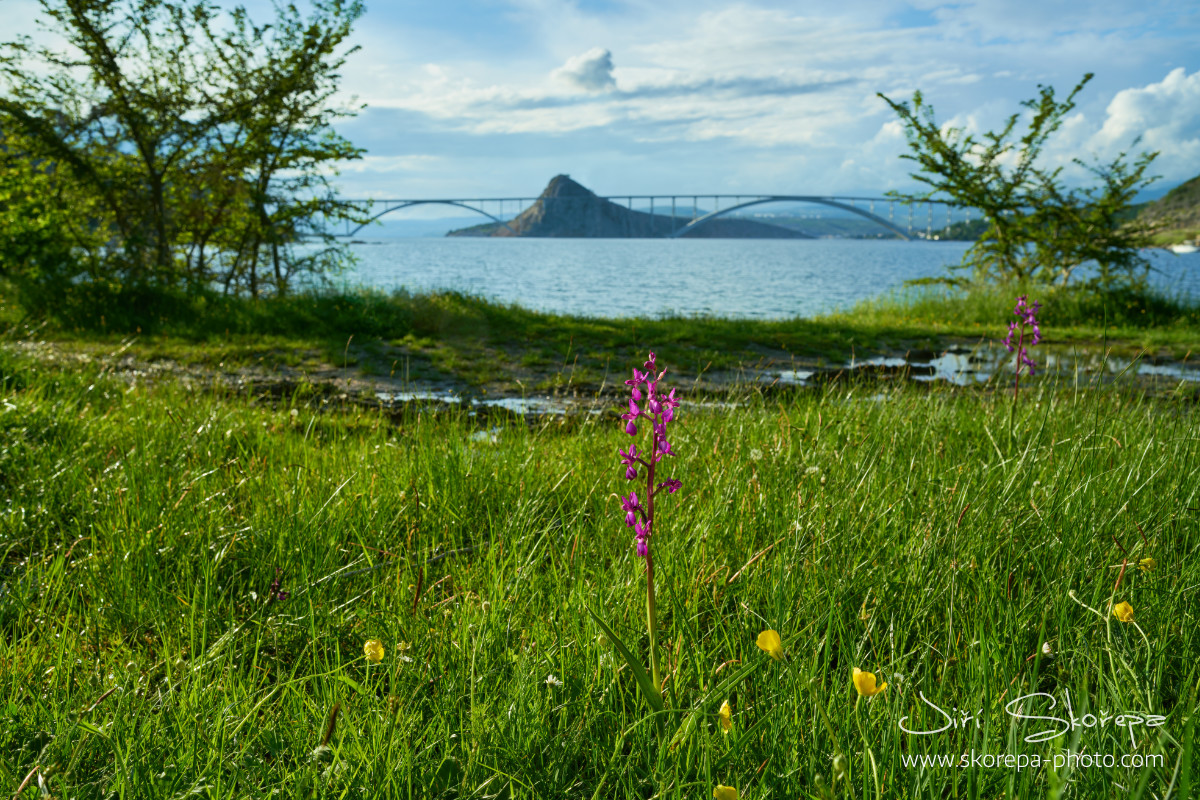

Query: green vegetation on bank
left=1, top=342, right=1196, bottom=798
left=929, top=218, right=990, bottom=241
left=3, top=282, right=1197, bottom=395
left=826, top=283, right=1200, bottom=348
left=1149, top=228, right=1200, bottom=246
left=1139, top=174, right=1200, bottom=246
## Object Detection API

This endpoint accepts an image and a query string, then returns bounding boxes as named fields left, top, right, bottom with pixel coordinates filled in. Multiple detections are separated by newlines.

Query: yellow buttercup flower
left=1138, top=557, right=1156, bottom=572
left=852, top=667, right=887, bottom=697
left=756, top=629, right=784, bottom=661
left=713, top=785, right=739, bottom=800
left=718, top=699, right=732, bottom=733
left=364, top=639, right=385, bottom=663
left=1112, top=601, right=1134, bottom=623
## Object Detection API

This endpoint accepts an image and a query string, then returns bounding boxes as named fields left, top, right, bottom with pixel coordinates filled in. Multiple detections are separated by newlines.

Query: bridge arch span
left=668, top=196, right=910, bottom=240
left=349, top=200, right=516, bottom=236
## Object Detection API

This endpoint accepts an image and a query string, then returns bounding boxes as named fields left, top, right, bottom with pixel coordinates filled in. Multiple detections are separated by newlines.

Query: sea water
left=331, top=238, right=1198, bottom=320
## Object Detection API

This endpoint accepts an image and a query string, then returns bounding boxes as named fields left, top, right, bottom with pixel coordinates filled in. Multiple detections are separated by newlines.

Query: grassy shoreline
left=3, top=282, right=1198, bottom=398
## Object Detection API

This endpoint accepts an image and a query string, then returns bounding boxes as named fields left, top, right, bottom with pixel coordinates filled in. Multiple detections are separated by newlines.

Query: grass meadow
left=3, top=281, right=1198, bottom=393
left=1, top=328, right=1197, bottom=798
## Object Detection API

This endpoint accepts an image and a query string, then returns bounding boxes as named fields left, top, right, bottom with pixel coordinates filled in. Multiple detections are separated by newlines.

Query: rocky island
left=446, top=174, right=809, bottom=239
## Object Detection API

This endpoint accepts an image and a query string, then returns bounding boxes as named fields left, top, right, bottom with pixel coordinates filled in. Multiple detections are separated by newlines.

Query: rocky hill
left=447, top=175, right=809, bottom=239
left=1137, top=173, right=1200, bottom=245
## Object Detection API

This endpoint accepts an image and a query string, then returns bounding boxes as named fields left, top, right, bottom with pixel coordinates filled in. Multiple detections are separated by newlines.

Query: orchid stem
left=1008, top=323, right=1023, bottom=444
left=617, top=353, right=678, bottom=712
left=646, top=427, right=661, bottom=696
left=646, top=553, right=661, bottom=696
left=1013, top=324, right=1024, bottom=403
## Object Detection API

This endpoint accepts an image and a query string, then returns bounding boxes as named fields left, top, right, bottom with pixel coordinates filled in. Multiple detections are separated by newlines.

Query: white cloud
left=552, top=47, right=616, bottom=92
left=1088, top=68, right=1200, bottom=180
left=244, top=1, right=1200, bottom=194
left=339, top=155, right=445, bottom=175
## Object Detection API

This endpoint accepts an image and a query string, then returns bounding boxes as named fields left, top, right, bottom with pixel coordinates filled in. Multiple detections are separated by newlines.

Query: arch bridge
left=343, top=199, right=519, bottom=237
left=666, top=195, right=916, bottom=239
left=338, top=194, right=959, bottom=239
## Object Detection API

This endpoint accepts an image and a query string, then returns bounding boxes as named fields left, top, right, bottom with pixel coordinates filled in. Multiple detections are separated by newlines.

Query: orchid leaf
left=587, top=605, right=664, bottom=713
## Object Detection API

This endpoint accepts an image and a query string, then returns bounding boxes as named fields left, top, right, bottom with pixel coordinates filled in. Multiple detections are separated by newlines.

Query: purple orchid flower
left=621, top=398, right=640, bottom=436
left=619, top=444, right=641, bottom=480
left=612, top=350, right=679, bottom=699
left=622, top=491, right=641, bottom=528
left=625, top=368, right=646, bottom=401
left=268, top=567, right=289, bottom=603
left=1003, top=295, right=1041, bottom=400
left=616, top=351, right=682, bottom=559
left=634, top=521, right=649, bottom=557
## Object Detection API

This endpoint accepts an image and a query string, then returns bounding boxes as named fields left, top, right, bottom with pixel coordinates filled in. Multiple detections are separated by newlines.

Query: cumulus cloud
left=1094, top=69, right=1200, bottom=146
left=1084, top=68, right=1200, bottom=181
left=552, top=47, right=616, bottom=92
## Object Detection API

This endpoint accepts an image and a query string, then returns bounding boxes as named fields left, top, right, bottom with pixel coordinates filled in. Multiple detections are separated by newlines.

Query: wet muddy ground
left=7, top=336, right=1197, bottom=420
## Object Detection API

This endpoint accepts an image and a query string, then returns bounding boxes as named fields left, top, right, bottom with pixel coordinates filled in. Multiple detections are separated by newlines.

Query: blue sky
left=325, top=0, right=1200, bottom=203
left=11, top=0, right=1200, bottom=205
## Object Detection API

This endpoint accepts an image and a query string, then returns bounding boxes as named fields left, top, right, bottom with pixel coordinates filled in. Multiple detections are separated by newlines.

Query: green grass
left=829, top=282, right=1200, bottom=349
left=3, top=281, right=1199, bottom=395
left=1, top=341, right=1197, bottom=798
left=1149, top=229, right=1200, bottom=246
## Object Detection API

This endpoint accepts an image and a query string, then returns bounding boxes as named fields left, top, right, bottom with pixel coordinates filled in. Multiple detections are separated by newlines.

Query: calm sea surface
left=334, top=238, right=1199, bottom=320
